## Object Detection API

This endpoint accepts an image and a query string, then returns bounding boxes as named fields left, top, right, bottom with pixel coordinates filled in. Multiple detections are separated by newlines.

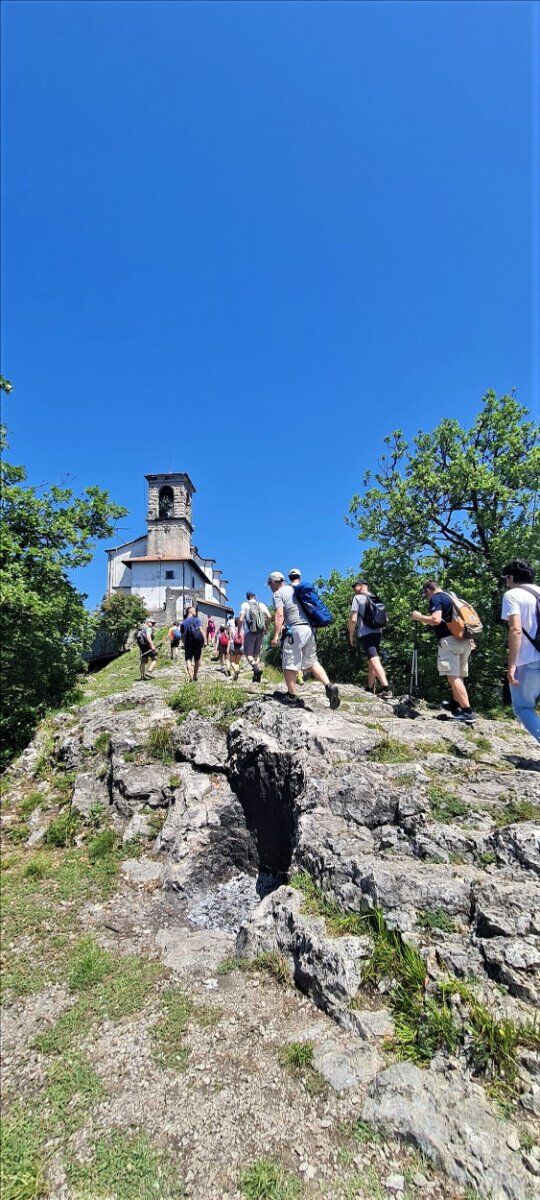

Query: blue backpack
left=294, top=582, right=334, bottom=629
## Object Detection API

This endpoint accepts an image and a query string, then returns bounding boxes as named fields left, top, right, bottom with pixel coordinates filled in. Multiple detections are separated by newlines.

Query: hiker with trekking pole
left=412, top=581, right=482, bottom=724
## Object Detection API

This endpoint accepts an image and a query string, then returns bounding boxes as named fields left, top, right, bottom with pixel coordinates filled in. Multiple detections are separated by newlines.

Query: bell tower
left=145, top=472, right=195, bottom=559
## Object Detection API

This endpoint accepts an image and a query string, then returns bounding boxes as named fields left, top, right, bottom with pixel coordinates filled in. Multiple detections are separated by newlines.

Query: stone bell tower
left=145, top=472, right=195, bottom=559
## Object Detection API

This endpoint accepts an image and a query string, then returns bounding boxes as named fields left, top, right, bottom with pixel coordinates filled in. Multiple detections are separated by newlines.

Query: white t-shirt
left=501, top=585, right=540, bottom=667
left=240, top=599, right=270, bottom=636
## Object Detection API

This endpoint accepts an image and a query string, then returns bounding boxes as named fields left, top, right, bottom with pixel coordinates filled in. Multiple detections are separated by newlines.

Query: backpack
left=218, top=632, right=229, bottom=648
left=362, top=594, right=388, bottom=630
left=447, top=592, right=483, bottom=639
left=136, top=628, right=150, bottom=652
left=294, top=582, right=334, bottom=629
left=515, top=585, right=540, bottom=652
left=248, top=600, right=266, bottom=633
left=172, top=628, right=182, bottom=645
left=233, top=629, right=243, bottom=648
left=183, top=617, right=204, bottom=643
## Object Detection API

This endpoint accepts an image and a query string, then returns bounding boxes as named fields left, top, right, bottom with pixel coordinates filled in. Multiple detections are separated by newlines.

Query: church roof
left=105, top=534, right=146, bottom=553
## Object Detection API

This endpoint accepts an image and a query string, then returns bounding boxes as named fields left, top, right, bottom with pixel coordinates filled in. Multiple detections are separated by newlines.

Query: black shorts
left=359, top=632, right=382, bottom=659
left=184, top=638, right=203, bottom=662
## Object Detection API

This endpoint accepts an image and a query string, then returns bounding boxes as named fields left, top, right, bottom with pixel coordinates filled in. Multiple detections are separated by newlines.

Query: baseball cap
left=288, top=568, right=301, bottom=579
left=267, top=571, right=285, bottom=584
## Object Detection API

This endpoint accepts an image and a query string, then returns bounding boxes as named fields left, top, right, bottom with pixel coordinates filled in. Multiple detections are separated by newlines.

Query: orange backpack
left=447, top=592, right=483, bottom=639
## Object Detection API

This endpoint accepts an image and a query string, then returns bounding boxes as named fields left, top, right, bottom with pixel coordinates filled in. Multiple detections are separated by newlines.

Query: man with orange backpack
left=412, top=581, right=481, bottom=723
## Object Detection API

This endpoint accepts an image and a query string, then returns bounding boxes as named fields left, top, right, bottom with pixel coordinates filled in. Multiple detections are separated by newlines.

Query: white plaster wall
left=130, top=561, right=208, bottom=613
left=107, top=537, right=147, bottom=593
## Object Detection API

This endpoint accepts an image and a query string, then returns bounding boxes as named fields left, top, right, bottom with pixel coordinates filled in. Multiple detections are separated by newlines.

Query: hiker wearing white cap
left=267, top=572, right=340, bottom=709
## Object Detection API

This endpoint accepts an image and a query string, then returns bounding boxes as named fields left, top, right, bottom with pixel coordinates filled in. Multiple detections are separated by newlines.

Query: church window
left=191, top=575, right=195, bottom=588
left=165, top=570, right=174, bottom=579
left=159, top=486, right=174, bottom=519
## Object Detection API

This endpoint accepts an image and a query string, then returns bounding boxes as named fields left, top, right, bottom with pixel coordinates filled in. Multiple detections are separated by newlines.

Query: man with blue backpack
left=267, top=570, right=340, bottom=709
left=348, top=580, right=392, bottom=699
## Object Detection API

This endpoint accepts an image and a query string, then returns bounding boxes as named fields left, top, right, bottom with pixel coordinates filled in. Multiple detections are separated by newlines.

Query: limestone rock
left=173, top=711, right=229, bottom=770
left=363, top=1061, right=536, bottom=1199
left=72, top=771, right=109, bottom=820
left=494, top=823, right=540, bottom=876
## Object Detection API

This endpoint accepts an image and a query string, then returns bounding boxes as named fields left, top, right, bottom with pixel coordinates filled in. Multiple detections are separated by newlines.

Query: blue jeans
left=510, top=660, right=540, bottom=743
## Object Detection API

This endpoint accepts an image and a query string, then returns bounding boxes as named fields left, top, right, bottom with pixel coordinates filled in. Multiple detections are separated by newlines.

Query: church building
left=105, top=473, right=233, bottom=625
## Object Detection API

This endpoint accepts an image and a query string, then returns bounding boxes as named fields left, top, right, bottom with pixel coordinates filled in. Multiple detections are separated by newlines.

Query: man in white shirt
left=501, top=559, right=540, bottom=744
left=239, top=591, right=270, bottom=682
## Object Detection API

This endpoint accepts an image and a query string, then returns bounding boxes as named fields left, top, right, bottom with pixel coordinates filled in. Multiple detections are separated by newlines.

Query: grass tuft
left=491, top=799, right=540, bottom=827
left=66, top=1130, right=185, bottom=1199
left=216, top=952, right=290, bottom=985
left=239, top=1158, right=301, bottom=1200
left=93, top=732, right=111, bottom=755
left=367, top=738, right=416, bottom=764
left=152, top=986, right=221, bottom=1071
left=44, top=810, right=80, bottom=847
left=169, top=680, right=249, bottom=723
left=145, top=722, right=176, bottom=762
left=417, top=908, right=456, bottom=933
left=428, top=784, right=469, bottom=822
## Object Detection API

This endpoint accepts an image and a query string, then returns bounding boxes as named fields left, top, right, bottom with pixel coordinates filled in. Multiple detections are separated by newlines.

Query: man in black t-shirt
left=412, top=581, right=475, bottom=722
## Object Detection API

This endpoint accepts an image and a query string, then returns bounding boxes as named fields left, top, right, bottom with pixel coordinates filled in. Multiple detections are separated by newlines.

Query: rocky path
left=1, top=649, right=539, bottom=1200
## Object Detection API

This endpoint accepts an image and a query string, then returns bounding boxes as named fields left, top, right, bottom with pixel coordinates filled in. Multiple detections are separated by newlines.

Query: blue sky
left=2, top=1, right=537, bottom=613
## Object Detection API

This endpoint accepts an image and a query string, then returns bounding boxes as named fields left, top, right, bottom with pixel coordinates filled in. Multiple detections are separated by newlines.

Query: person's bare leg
left=448, top=675, right=470, bottom=708
left=370, top=655, right=388, bottom=689
left=147, top=657, right=157, bottom=678
left=284, top=668, right=297, bottom=696
left=193, top=658, right=200, bottom=681
left=185, top=659, right=193, bottom=681
left=310, top=661, right=330, bottom=688
left=367, top=661, right=375, bottom=689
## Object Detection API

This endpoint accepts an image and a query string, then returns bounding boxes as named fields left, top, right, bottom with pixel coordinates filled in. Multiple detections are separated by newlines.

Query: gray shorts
left=282, top=625, right=317, bottom=672
left=244, top=631, right=264, bottom=659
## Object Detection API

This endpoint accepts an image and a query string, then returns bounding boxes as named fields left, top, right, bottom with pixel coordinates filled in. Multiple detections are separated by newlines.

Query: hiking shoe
left=325, top=684, right=341, bottom=710
left=283, top=693, right=305, bottom=707
left=253, top=668, right=263, bottom=683
left=451, top=709, right=476, bottom=723
left=379, top=687, right=393, bottom=700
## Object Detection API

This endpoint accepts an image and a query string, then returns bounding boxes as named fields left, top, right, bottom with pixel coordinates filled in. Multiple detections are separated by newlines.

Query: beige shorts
left=437, top=636, right=472, bottom=678
left=282, top=625, right=318, bottom=672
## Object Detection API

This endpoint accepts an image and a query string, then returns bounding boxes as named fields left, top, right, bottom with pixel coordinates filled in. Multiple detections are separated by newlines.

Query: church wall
left=107, top=537, right=147, bottom=594
left=129, top=560, right=209, bottom=613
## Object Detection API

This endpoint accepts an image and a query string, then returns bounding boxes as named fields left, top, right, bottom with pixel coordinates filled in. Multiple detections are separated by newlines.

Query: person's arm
left=349, top=610, right=358, bottom=646
left=272, top=598, right=284, bottom=646
left=412, top=608, right=442, bottom=627
left=507, top=613, right=522, bottom=686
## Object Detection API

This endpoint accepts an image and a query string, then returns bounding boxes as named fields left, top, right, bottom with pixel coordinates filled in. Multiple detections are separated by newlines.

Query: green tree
left=0, top=421, right=127, bottom=765
left=319, top=392, right=539, bottom=708
left=96, top=592, right=148, bottom=652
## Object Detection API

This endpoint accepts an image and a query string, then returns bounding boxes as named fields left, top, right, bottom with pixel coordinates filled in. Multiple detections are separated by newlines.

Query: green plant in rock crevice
left=291, top=872, right=539, bottom=1090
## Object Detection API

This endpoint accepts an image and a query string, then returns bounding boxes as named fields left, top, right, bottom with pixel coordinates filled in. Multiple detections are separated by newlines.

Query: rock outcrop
left=7, top=676, right=540, bottom=1198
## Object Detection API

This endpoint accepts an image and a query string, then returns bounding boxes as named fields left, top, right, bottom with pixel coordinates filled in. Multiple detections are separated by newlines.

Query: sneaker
left=284, top=693, right=305, bottom=707
left=325, top=684, right=341, bottom=710
left=379, top=687, right=393, bottom=700
left=451, top=709, right=476, bottom=723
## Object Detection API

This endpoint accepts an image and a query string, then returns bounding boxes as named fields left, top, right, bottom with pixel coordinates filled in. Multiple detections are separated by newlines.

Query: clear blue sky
left=2, top=1, right=538, bottom=613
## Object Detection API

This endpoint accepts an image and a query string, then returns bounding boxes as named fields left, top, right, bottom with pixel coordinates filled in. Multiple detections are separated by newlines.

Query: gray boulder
left=363, top=1061, right=536, bottom=1199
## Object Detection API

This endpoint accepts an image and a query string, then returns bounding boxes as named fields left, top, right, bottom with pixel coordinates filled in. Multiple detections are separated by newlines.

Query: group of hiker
left=135, top=557, right=540, bottom=744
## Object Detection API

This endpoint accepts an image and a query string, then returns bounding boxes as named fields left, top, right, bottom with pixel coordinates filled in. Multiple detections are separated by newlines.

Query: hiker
left=289, top=570, right=305, bottom=685
left=136, top=618, right=158, bottom=680
left=267, top=571, right=340, bottom=709
left=348, top=581, right=391, bottom=698
left=501, top=560, right=540, bottom=744
left=217, top=626, right=230, bottom=673
left=206, top=616, right=216, bottom=646
left=412, top=582, right=476, bottom=723
left=229, top=616, right=244, bottom=680
left=180, top=606, right=205, bottom=681
left=168, top=621, right=182, bottom=661
left=240, top=591, right=270, bottom=681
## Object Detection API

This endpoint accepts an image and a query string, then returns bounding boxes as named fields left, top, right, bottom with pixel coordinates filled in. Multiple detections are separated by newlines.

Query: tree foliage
left=0, top=419, right=127, bottom=765
left=317, top=392, right=539, bottom=708
left=96, top=592, right=149, bottom=652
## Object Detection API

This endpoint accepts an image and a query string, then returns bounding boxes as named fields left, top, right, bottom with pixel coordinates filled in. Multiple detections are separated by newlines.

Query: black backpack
left=362, top=594, right=388, bottom=630
left=517, top=585, right=540, bottom=652
left=136, top=628, right=151, bottom=651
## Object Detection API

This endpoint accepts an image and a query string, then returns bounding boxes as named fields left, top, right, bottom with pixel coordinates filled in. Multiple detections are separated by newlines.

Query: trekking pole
left=409, top=624, right=419, bottom=698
